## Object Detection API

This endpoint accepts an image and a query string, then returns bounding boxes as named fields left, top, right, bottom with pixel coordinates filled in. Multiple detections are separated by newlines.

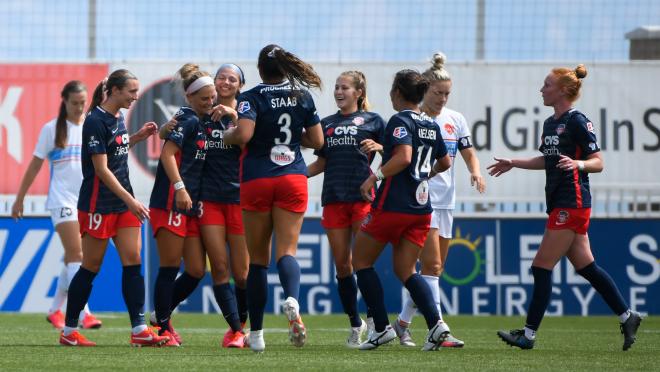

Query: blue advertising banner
left=2, top=217, right=658, bottom=316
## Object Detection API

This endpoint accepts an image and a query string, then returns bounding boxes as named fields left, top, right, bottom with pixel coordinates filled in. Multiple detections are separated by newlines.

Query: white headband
left=185, top=76, right=214, bottom=95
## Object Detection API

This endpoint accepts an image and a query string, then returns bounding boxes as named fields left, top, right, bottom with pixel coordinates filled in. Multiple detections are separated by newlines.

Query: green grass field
left=0, top=313, right=657, bottom=371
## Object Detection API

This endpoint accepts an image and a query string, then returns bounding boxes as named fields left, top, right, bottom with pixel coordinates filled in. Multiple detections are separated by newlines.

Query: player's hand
left=132, top=121, right=159, bottom=143
left=159, top=117, right=177, bottom=139
left=127, top=198, right=149, bottom=221
left=360, top=174, right=377, bottom=202
left=175, top=189, right=193, bottom=211
left=11, top=200, right=24, bottom=221
left=556, top=155, right=576, bottom=171
left=211, top=104, right=238, bottom=122
left=360, top=139, right=383, bottom=153
left=471, top=173, right=486, bottom=193
left=487, top=157, right=513, bottom=177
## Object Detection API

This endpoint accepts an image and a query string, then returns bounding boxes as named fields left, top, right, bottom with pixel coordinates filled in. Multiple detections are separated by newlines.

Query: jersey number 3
left=275, top=113, right=292, bottom=145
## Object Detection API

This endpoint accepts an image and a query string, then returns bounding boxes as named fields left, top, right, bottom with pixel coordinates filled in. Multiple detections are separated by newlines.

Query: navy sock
left=154, top=266, right=179, bottom=331
left=170, top=271, right=202, bottom=312
left=247, top=264, right=268, bottom=331
left=525, top=266, right=552, bottom=331
left=122, top=265, right=146, bottom=328
left=213, top=283, right=242, bottom=332
left=404, top=274, right=440, bottom=329
left=356, top=268, right=389, bottom=332
left=65, top=267, right=97, bottom=328
left=337, top=274, right=362, bottom=327
left=235, top=285, right=248, bottom=324
left=277, top=255, right=300, bottom=299
left=578, top=262, right=628, bottom=315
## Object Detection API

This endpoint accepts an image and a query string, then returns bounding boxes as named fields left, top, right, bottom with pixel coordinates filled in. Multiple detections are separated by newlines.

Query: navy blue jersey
left=372, top=110, right=448, bottom=215
left=236, top=81, right=320, bottom=182
left=78, top=106, right=133, bottom=214
left=539, top=109, right=600, bottom=213
left=149, top=107, right=207, bottom=216
left=200, top=115, right=241, bottom=204
left=315, top=111, right=385, bottom=205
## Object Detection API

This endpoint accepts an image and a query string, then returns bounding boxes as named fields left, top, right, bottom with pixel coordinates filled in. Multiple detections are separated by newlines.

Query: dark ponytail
left=55, top=80, right=86, bottom=148
left=88, top=69, right=138, bottom=113
left=392, top=69, right=430, bottom=104
left=257, top=44, right=322, bottom=92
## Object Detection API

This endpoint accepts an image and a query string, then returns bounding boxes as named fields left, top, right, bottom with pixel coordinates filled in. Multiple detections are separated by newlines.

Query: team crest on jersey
left=586, top=121, right=594, bottom=132
left=392, top=126, right=407, bottom=139
left=444, top=123, right=455, bottom=135
left=352, top=116, right=365, bottom=126
left=556, top=124, right=566, bottom=135
left=237, top=101, right=250, bottom=114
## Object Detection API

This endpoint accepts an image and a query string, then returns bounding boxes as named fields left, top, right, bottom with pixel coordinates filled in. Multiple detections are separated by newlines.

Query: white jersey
left=429, top=107, right=472, bottom=209
left=33, top=119, right=83, bottom=209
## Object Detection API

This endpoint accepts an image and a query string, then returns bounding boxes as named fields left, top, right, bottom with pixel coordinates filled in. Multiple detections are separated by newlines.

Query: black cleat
left=497, top=329, right=535, bottom=350
left=620, top=311, right=642, bottom=351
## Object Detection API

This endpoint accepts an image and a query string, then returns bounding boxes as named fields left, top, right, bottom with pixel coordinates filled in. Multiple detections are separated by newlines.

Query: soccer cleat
left=366, top=317, right=375, bottom=339
left=620, top=311, right=642, bottom=351
left=346, top=319, right=367, bottom=349
left=359, top=325, right=396, bottom=350
left=282, top=297, right=306, bottom=347
left=440, top=333, right=465, bottom=348
left=47, top=310, right=65, bottom=329
left=497, top=329, right=535, bottom=350
left=59, top=330, right=96, bottom=347
left=130, top=327, right=170, bottom=347
left=222, top=328, right=247, bottom=348
left=422, top=321, right=450, bottom=351
left=392, top=319, right=416, bottom=347
left=80, top=313, right=102, bottom=329
left=249, top=329, right=265, bottom=353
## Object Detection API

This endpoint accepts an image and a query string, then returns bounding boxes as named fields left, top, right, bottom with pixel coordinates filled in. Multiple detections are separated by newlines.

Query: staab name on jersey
left=271, top=97, right=297, bottom=108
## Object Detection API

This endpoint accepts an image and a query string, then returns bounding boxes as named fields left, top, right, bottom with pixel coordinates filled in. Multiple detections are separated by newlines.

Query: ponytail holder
left=267, top=47, right=281, bottom=58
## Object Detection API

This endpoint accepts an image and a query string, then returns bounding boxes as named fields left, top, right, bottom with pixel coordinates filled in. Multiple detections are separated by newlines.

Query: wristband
left=577, top=161, right=585, bottom=171
left=375, top=169, right=385, bottom=181
left=173, top=181, right=185, bottom=191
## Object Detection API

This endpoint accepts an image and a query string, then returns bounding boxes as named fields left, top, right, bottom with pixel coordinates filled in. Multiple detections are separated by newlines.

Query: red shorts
left=546, top=207, right=591, bottom=234
left=198, top=201, right=244, bottom=234
left=322, top=201, right=371, bottom=229
left=240, top=174, right=308, bottom=213
left=149, top=208, right=200, bottom=238
left=360, top=208, right=431, bottom=248
left=78, top=210, right=141, bottom=239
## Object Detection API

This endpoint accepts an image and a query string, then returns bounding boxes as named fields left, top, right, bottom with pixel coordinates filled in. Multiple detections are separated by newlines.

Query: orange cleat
left=60, top=330, right=96, bottom=347
left=222, top=328, right=246, bottom=348
left=130, top=327, right=170, bottom=347
left=80, top=314, right=102, bottom=329
left=47, top=310, right=65, bottom=329
left=158, top=330, right=181, bottom=347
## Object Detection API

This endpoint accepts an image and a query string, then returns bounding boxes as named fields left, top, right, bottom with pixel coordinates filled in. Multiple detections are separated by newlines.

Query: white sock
left=66, top=262, right=82, bottom=287
left=619, top=309, right=631, bottom=323
left=132, top=325, right=148, bottom=334
left=398, top=289, right=417, bottom=324
left=422, top=274, right=443, bottom=321
left=49, top=265, right=68, bottom=313
left=523, top=327, right=536, bottom=340
left=63, top=326, right=77, bottom=336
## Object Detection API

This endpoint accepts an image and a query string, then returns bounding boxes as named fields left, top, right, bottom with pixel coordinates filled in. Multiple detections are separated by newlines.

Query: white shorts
left=49, top=207, right=77, bottom=226
left=430, top=208, right=454, bottom=239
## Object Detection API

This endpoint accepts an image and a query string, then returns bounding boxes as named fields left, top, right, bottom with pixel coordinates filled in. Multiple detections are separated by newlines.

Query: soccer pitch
left=0, top=313, right=657, bottom=371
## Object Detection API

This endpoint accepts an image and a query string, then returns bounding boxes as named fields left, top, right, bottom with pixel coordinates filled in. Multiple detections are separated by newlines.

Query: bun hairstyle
left=88, top=69, right=137, bottom=113
left=176, top=63, right=211, bottom=94
left=55, top=81, right=86, bottom=148
left=392, top=69, right=430, bottom=104
left=257, top=44, right=322, bottom=93
left=422, top=52, right=451, bottom=82
left=552, top=64, right=588, bottom=102
left=340, top=70, right=370, bottom=111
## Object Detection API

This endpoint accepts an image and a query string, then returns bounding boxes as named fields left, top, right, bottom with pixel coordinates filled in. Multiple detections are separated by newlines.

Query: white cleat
left=249, top=329, right=265, bottom=353
left=366, top=317, right=375, bottom=339
left=392, top=319, right=416, bottom=347
left=422, top=321, right=450, bottom=351
left=346, top=319, right=367, bottom=349
left=359, top=325, right=396, bottom=350
left=282, top=297, right=306, bottom=347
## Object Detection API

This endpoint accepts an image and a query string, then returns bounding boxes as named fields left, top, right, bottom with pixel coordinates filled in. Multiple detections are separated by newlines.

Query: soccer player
left=394, top=52, right=485, bottom=348
left=307, top=71, right=385, bottom=348
left=488, top=64, right=643, bottom=351
left=352, top=69, right=452, bottom=351
left=60, top=69, right=168, bottom=347
left=150, top=63, right=214, bottom=347
left=223, top=44, right=324, bottom=352
left=12, top=81, right=103, bottom=330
